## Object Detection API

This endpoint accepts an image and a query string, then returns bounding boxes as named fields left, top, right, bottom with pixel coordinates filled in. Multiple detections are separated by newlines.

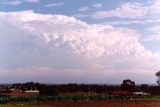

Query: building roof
left=2, top=89, right=39, bottom=97
left=25, top=90, right=39, bottom=93
left=112, top=91, right=132, bottom=95
left=133, top=92, right=150, bottom=95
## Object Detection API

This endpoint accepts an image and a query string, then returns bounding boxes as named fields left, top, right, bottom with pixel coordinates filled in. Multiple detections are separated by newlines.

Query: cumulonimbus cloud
left=0, top=10, right=159, bottom=83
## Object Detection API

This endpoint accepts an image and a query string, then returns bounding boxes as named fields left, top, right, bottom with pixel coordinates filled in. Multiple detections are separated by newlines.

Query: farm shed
left=112, top=91, right=132, bottom=95
left=133, top=92, right=150, bottom=96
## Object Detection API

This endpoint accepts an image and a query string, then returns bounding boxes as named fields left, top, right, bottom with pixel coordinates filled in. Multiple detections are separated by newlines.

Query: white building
left=133, top=92, right=150, bottom=96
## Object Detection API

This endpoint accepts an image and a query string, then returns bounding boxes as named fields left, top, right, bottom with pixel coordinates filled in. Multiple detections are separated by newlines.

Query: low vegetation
left=0, top=95, right=160, bottom=104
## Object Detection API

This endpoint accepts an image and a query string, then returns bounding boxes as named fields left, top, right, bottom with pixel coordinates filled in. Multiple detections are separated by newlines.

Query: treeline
left=38, top=84, right=120, bottom=96
left=8, top=82, right=160, bottom=96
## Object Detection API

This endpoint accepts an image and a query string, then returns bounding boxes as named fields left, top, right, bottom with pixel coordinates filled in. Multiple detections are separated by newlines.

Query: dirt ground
left=1, top=100, right=160, bottom=107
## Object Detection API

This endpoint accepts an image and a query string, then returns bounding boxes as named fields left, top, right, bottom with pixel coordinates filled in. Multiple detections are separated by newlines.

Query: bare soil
left=1, top=100, right=160, bottom=107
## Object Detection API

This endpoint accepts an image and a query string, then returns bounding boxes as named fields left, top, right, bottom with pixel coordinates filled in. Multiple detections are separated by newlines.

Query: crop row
left=0, top=95, right=160, bottom=104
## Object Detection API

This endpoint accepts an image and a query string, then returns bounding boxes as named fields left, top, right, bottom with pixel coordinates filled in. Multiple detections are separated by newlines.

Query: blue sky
left=0, top=0, right=160, bottom=84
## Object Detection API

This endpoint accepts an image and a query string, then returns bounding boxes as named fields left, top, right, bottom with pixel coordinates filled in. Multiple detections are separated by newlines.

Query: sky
left=0, top=0, right=160, bottom=84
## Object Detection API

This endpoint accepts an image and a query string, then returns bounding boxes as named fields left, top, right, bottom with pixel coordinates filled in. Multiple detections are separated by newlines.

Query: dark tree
left=120, top=79, right=135, bottom=92
left=140, top=84, right=149, bottom=92
left=156, top=71, right=160, bottom=85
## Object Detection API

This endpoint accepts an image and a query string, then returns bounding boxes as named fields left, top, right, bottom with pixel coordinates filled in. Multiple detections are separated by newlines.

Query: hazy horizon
left=0, top=0, right=160, bottom=84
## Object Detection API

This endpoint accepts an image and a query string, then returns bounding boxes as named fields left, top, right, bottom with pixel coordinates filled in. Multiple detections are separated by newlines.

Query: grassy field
left=0, top=95, right=160, bottom=107
left=1, top=100, right=160, bottom=107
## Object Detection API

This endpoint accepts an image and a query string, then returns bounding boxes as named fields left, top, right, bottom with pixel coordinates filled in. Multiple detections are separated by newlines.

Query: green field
left=0, top=96, right=160, bottom=107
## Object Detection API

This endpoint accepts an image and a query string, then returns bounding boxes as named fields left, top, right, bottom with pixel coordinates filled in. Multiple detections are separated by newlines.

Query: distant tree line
left=8, top=80, right=160, bottom=96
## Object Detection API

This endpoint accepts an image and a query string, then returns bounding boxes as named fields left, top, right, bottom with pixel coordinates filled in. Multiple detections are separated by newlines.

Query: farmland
left=0, top=81, right=160, bottom=106
left=0, top=95, right=160, bottom=107
left=1, top=100, right=160, bottom=107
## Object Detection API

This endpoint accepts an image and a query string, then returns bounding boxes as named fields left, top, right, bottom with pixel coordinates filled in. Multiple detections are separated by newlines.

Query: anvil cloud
left=0, top=10, right=159, bottom=83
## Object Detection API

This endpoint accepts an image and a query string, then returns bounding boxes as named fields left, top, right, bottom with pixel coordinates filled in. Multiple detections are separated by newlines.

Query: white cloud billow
left=93, top=3, right=102, bottom=8
left=0, top=10, right=159, bottom=83
left=78, top=7, right=89, bottom=12
left=1, top=0, right=22, bottom=6
left=92, top=1, right=160, bottom=19
left=45, top=2, right=64, bottom=8
left=24, top=0, right=39, bottom=3
left=1, top=0, right=39, bottom=6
